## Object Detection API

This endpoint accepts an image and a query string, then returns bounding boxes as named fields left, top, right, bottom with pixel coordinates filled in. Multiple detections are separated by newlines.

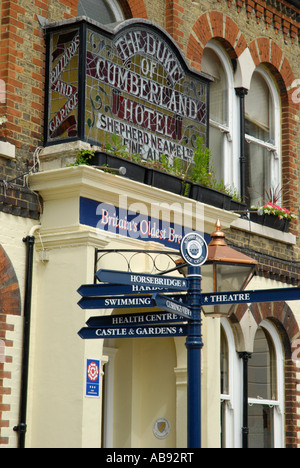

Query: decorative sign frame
left=45, top=18, right=210, bottom=164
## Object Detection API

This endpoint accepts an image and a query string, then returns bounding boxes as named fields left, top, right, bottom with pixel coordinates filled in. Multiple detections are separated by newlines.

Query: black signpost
left=77, top=233, right=300, bottom=449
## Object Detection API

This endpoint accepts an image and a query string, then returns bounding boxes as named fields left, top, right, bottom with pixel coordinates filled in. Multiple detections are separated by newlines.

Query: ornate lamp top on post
left=201, top=220, right=258, bottom=316
left=207, top=219, right=258, bottom=268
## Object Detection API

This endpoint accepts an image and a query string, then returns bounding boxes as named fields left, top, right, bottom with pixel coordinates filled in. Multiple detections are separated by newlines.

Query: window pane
left=245, top=142, right=271, bottom=207
left=220, top=327, right=229, bottom=395
left=210, top=125, right=224, bottom=182
left=245, top=72, right=274, bottom=142
left=248, top=328, right=277, bottom=400
left=78, top=0, right=119, bottom=24
left=248, top=405, right=274, bottom=449
left=202, top=48, right=228, bottom=125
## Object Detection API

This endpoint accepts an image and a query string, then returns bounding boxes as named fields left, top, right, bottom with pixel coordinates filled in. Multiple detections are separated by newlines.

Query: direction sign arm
left=96, top=270, right=189, bottom=291
left=201, top=287, right=300, bottom=306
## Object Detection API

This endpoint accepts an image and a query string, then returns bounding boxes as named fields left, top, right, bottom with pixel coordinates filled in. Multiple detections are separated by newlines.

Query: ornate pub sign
left=45, top=18, right=210, bottom=163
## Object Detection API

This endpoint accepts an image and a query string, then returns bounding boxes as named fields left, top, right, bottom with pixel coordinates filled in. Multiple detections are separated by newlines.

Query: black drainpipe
left=13, top=235, right=36, bottom=448
left=239, top=352, right=252, bottom=449
left=235, top=87, right=248, bottom=203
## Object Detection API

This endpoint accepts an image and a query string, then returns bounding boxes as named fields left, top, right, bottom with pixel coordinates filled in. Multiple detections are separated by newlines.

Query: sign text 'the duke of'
left=45, top=18, right=210, bottom=163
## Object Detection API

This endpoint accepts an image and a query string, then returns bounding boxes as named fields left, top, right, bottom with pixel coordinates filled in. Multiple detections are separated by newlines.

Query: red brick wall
left=0, top=1, right=46, bottom=158
left=165, top=0, right=185, bottom=50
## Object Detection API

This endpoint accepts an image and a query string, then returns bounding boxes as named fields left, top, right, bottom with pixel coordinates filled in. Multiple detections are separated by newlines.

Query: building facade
left=0, top=0, right=299, bottom=448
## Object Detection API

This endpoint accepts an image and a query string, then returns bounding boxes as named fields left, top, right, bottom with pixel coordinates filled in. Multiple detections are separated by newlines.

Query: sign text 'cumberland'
left=45, top=19, right=210, bottom=162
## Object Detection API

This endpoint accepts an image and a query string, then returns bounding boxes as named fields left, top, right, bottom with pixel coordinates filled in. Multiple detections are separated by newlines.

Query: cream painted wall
left=26, top=241, right=109, bottom=448
left=111, top=336, right=177, bottom=448
left=24, top=166, right=236, bottom=448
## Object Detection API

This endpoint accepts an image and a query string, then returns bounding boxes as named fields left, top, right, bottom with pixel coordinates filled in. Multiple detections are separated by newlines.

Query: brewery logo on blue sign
left=86, top=359, right=100, bottom=397
left=180, top=232, right=208, bottom=267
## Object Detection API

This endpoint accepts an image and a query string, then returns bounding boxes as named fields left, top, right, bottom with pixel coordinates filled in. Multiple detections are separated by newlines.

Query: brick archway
left=0, top=245, right=21, bottom=317
left=187, top=12, right=247, bottom=71
left=0, top=245, right=21, bottom=445
left=124, top=0, right=147, bottom=18
left=232, top=300, right=300, bottom=348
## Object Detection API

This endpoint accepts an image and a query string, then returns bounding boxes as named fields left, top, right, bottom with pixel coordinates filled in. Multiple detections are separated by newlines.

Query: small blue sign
left=180, top=232, right=208, bottom=267
left=153, top=293, right=193, bottom=320
left=86, top=359, right=100, bottom=397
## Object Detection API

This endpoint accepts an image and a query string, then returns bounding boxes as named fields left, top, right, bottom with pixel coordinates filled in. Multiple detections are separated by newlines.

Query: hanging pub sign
left=45, top=18, right=210, bottom=163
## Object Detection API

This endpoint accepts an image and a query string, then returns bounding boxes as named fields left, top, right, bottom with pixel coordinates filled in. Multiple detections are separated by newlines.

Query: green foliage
left=105, top=133, right=129, bottom=158
left=67, top=149, right=95, bottom=166
left=67, top=134, right=241, bottom=201
left=190, top=137, right=212, bottom=186
left=189, top=137, right=241, bottom=200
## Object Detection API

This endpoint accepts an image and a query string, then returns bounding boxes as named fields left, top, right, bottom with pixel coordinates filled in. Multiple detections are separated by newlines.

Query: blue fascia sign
left=80, top=197, right=210, bottom=250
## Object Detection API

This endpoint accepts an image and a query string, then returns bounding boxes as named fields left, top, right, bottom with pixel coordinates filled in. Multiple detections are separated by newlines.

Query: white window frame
left=220, top=318, right=243, bottom=448
left=204, top=41, right=240, bottom=192
left=106, top=0, right=124, bottom=22
left=245, top=67, right=281, bottom=203
left=248, top=320, right=285, bottom=448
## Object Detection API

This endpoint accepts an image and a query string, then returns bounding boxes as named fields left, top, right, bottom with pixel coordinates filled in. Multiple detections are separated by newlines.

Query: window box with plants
left=250, top=186, right=297, bottom=232
left=187, top=137, right=233, bottom=210
left=69, top=134, right=189, bottom=196
left=250, top=203, right=297, bottom=232
left=69, top=135, right=242, bottom=210
left=145, top=155, right=190, bottom=196
left=90, top=136, right=149, bottom=184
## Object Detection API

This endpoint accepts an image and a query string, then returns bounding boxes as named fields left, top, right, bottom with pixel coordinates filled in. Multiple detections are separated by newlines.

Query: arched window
left=77, top=0, right=125, bottom=24
left=248, top=321, right=284, bottom=448
left=220, top=319, right=284, bottom=448
left=201, top=41, right=239, bottom=193
left=245, top=68, right=281, bottom=207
